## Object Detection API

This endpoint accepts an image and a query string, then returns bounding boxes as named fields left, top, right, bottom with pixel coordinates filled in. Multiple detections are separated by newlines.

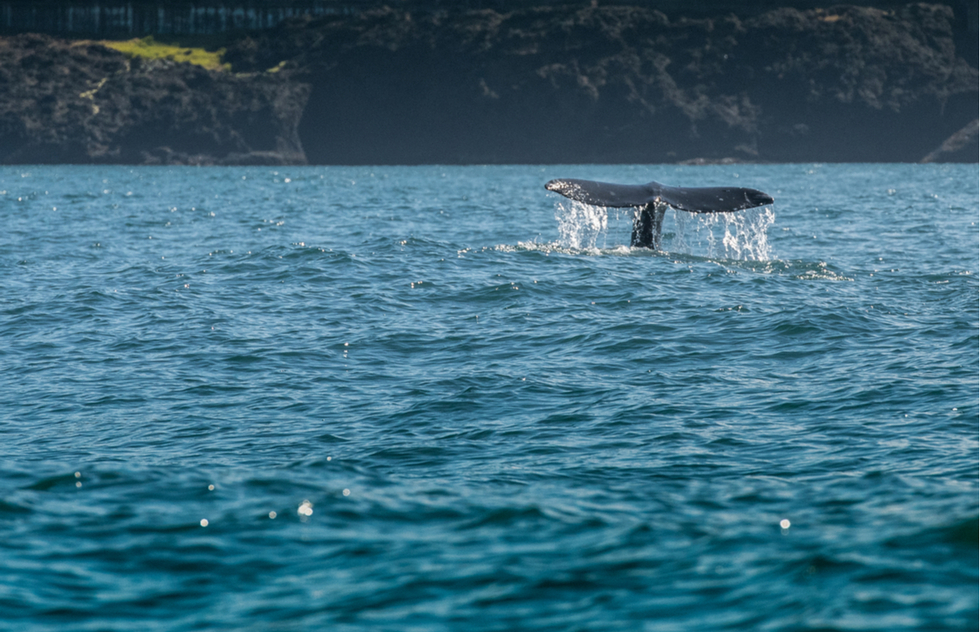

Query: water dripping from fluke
left=551, top=200, right=775, bottom=261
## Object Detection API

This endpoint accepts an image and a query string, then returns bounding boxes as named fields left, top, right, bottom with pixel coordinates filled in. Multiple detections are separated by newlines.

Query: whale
left=545, top=178, right=774, bottom=249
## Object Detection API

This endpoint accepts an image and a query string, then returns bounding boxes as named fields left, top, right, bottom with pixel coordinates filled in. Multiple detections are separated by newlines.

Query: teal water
left=1, top=164, right=977, bottom=631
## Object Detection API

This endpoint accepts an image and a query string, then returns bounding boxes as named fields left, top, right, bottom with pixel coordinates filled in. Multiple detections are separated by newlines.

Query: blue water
left=1, top=164, right=977, bottom=631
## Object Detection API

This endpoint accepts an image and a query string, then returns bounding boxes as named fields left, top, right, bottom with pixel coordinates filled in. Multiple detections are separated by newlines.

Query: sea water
left=0, top=163, right=977, bottom=631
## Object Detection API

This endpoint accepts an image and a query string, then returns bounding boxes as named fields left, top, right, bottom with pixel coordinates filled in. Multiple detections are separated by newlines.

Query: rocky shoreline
left=1, top=3, right=976, bottom=165
left=0, top=34, right=308, bottom=165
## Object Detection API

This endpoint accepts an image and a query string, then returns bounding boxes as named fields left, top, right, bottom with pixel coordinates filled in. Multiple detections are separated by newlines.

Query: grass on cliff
left=100, top=36, right=231, bottom=71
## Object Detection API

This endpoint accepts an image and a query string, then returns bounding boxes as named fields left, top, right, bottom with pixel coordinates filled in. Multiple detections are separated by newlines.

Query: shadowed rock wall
left=0, top=3, right=976, bottom=164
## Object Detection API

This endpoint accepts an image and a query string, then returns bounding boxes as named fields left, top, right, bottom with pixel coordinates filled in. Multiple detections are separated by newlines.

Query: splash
left=553, top=201, right=775, bottom=261
left=554, top=200, right=609, bottom=250
left=671, top=206, right=775, bottom=261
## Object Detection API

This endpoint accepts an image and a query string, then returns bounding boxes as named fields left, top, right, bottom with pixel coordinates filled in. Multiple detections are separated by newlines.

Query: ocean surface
left=0, top=163, right=977, bottom=631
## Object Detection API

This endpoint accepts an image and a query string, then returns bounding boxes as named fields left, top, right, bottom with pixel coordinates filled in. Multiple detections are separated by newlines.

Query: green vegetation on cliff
left=100, top=36, right=230, bottom=71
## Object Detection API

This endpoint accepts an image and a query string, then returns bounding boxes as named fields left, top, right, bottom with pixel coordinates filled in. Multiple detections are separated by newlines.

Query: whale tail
left=544, top=178, right=773, bottom=214
left=545, top=178, right=774, bottom=248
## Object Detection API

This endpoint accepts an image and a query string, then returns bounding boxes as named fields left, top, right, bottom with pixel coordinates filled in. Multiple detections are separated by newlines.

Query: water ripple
left=0, top=164, right=976, bottom=631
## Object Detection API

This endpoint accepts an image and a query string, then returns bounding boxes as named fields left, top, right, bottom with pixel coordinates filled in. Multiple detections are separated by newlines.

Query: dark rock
left=234, top=3, right=976, bottom=164
left=920, top=118, right=979, bottom=162
left=0, top=34, right=309, bottom=165
left=1, top=4, right=977, bottom=165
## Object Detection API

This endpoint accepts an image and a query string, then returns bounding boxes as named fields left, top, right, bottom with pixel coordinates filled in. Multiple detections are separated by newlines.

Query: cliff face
left=239, top=3, right=977, bottom=164
left=1, top=4, right=976, bottom=165
left=0, top=34, right=308, bottom=165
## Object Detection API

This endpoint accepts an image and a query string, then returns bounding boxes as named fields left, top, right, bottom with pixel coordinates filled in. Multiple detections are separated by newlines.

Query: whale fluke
left=545, top=178, right=774, bottom=249
left=544, top=178, right=774, bottom=213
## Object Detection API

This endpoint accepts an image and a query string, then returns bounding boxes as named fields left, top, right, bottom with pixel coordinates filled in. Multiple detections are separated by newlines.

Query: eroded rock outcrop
left=0, top=34, right=308, bottom=164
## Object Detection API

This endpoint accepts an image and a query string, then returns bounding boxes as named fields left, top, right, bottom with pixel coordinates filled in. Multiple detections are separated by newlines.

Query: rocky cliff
left=1, top=3, right=976, bottom=164
left=0, top=34, right=308, bottom=165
